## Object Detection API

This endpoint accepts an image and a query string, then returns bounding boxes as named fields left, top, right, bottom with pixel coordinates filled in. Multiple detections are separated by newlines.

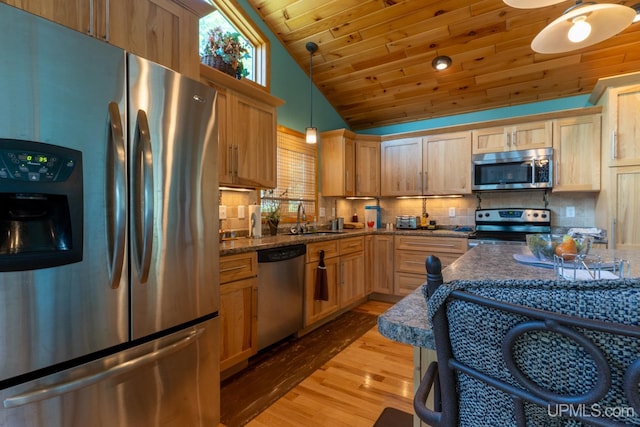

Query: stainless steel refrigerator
left=0, top=4, right=219, bottom=426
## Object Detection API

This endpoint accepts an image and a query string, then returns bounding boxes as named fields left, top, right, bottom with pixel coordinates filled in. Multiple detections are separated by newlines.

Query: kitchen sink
left=290, top=231, right=346, bottom=236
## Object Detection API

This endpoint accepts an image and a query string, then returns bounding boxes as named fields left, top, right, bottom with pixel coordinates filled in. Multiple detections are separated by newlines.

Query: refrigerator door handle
left=3, top=328, right=205, bottom=408
left=107, top=102, right=127, bottom=289
left=133, top=109, right=154, bottom=284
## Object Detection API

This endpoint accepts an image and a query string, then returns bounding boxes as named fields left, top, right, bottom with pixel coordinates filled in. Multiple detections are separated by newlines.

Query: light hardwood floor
left=245, top=301, right=414, bottom=427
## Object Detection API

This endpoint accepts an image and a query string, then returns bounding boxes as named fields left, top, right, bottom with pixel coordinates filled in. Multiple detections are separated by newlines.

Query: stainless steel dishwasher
left=257, top=244, right=307, bottom=351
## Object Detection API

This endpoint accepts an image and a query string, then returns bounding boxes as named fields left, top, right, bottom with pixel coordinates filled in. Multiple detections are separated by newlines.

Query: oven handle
left=3, top=328, right=204, bottom=408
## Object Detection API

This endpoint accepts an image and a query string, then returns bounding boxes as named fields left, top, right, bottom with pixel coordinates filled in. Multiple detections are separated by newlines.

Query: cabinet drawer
left=339, top=236, right=364, bottom=255
left=395, top=250, right=461, bottom=274
left=394, top=271, right=425, bottom=296
left=306, top=240, right=340, bottom=262
left=220, top=252, right=258, bottom=284
left=394, top=235, right=467, bottom=254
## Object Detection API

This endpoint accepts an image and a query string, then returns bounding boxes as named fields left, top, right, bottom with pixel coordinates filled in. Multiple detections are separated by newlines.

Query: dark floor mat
left=373, top=407, right=413, bottom=427
left=220, top=310, right=378, bottom=427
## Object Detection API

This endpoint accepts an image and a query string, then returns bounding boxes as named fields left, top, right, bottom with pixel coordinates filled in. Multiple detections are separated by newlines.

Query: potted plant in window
left=201, top=26, right=250, bottom=79
left=263, top=189, right=287, bottom=235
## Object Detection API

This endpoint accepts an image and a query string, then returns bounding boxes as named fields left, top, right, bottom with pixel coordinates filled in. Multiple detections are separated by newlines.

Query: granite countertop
left=377, top=244, right=640, bottom=350
left=219, top=226, right=471, bottom=256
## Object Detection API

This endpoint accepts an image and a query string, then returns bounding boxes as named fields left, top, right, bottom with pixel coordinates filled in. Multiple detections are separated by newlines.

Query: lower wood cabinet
left=394, top=235, right=467, bottom=296
left=304, top=237, right=365, bottom=327
left=219, top=252, right=257, bottom=372
left=372, top=235, right=394, bottom=294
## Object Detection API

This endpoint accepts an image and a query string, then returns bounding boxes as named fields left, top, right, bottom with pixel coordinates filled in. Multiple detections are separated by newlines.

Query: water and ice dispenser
left=0, top=139, right=83, bottom=271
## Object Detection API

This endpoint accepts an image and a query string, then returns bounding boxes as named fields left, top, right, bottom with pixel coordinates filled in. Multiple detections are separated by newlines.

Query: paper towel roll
left=248, top=205, right=261, bottom=238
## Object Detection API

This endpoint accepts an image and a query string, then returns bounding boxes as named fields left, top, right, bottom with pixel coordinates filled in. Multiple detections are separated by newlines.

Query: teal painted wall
left=236, top=1, right=595, bottom=136
left=236, top=0, right=348, bottom=134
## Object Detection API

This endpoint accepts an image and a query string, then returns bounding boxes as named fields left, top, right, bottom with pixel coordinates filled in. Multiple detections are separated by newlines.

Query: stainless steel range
left=469, top=208, right=551, bottom=247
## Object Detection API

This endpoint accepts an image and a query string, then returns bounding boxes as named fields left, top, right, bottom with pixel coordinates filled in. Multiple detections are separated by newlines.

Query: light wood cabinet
left=472, top=121, right=552, bottom=154
left=552, top=114, right=601, bottom=192
left=381, top=132, right=471, bottom=196
left=372, top=235, right=394, bottom=294
left=304, top=243, right=340, bottom=326
left=604, top=85, right=640, bottom=166
left=319, top=129, right=355, bottom=197
left=219, top=252, right=258, bottom=371
left=3, top=0, right=204, bottom=80
left=610, top=167, right=640, bottom=249
left=304, top=237, right=365, bottom=327
left=380, top=137, right=422, bottom=196
left=423, top=131, right=472, bottom=195
left=364, top=235, right=374, bottom=294
left=394, top=235, right=466, bottom=296
left=355, top=135, right=381, bottom=197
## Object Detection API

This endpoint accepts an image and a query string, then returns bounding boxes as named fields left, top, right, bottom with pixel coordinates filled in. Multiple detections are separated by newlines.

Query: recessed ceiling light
left=432, top=55, right=452, bottom=71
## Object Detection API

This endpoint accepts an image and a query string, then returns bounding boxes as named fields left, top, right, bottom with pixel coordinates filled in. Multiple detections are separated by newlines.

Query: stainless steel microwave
left=471, top=147, right=553, bottom=191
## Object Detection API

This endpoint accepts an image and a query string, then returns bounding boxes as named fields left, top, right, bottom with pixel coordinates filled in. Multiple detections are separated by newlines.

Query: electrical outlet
left=319, top=207, right=326, bottom=217
left=219, top=205, right=227, bottom=220
left=449, top=207, right=456, bottom=217
left=238, top=205, right=245, bottom=219
left=566, top=206, right=575, bottom=218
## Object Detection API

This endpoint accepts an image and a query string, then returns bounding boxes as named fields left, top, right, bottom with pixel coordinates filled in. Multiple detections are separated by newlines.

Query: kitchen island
left=378, top=243, right=640, bottom=427
left=378, top=243, right=640, bottom=349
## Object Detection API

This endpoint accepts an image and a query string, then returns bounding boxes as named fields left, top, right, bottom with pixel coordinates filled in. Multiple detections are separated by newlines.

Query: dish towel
left=314, top=250, right=329, bottom=301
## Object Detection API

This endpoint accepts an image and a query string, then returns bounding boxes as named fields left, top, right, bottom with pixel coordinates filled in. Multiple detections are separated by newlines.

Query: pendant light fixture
left=305, top=42, right=318, bottom=144
left=509, top=1, right=636, bottom=54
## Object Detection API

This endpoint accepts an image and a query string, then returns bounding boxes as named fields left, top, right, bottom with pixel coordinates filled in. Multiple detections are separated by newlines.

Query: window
left=200, top=1, right=269, bottom=88
left=262, top=129, right=317, bottom=222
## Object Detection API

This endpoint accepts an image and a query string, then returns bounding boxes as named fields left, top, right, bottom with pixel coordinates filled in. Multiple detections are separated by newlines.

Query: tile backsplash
left=220, top=188, right=599, bottom=233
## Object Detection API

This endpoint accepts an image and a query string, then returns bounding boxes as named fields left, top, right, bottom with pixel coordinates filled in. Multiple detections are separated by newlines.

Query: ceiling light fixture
left=432, top=55, right=452, bottom=71
left=530, top=2, right=635, bottom=54
left=305, top=42, right=318, bottom=144
left=632, top=3, right=640, bottom=23
left=503, top=0, right=565, bottom=8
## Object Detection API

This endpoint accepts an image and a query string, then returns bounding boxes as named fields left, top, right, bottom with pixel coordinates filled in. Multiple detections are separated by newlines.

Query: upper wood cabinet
left=603, top=85, right=640, bottom=166
left=380, top=137, right=422, bottom=196
left=3, top=0, right=204, bottom=80
left=472, top=121, right=552, bottom=154
left=320, top=129, right=355, bottom=197
left=423, top=131, right=472, bottom=195
left=354, top=135, right=381, bottom=197
left=202, top=68, right=284, bottom=189
left=381, top=132, right=471, bottom=196
left=552, top=114, right=601, bottom=192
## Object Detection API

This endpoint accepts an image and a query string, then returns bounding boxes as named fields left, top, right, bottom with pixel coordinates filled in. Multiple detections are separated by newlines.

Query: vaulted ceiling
left=246, top=0, right=640, bottom=130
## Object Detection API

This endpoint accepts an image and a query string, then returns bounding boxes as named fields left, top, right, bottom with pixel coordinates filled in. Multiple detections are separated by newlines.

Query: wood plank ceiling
left=246, top=0, right=640, bottom=130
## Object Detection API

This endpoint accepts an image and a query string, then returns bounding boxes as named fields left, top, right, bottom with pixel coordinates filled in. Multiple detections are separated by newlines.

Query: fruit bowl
left=525, top=234, right=593, bottom=261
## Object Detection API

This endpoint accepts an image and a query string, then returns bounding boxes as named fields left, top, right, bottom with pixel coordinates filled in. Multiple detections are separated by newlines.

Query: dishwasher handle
left=257, top=244, right=307, bottom=263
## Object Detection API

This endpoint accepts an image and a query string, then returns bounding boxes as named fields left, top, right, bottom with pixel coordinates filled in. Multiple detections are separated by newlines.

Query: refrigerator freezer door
left=0, top=4, right=129, bottom=382
left=0, top=317, right=219, bottom=427
left=127, top=54, right=219, bottom=339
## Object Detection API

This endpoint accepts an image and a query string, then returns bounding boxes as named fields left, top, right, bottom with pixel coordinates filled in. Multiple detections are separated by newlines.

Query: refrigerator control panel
left=0, top=139, right=77, bottom=182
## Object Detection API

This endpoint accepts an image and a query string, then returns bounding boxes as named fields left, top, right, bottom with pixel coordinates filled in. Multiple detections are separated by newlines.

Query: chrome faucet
left=296, top=202, right=307, bottom=234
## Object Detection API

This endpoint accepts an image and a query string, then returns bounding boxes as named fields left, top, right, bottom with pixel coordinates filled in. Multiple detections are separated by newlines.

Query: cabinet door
left=612, top=166, right=640, bottom=249
left=355, top=138, right=380, bottom=196
left=108, top=0, right=200, bottom=79
left=216, top=91, right=234, bottom=185
left=304, top=256, right=339, bottom=326
left=553, top=114, right=601, bottom=192
left=2, top=0, right=92, bottom=35
left=339, top=251, right=365, bottom=307
left=364, top=235, right=374, bottom=295
left=320, top=130, right=355, bottom=197
left=511, top=120, right=552, bottom=151
left=380, top=138, right=422, bottom=196
left=472, top=126, right=508, bottom=154
left=220, top=277, right=257, bottom=371
left=609, top=86, right=640, bottom=166
left=229, top=92, right=277, bottom=188
left=423, top=131, right=471, bottom=195
left=372, top=235, right=394, bottom=294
